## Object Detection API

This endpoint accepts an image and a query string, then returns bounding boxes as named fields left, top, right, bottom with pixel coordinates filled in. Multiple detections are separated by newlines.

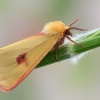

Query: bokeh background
left=0, top=0, right=100, bottom=100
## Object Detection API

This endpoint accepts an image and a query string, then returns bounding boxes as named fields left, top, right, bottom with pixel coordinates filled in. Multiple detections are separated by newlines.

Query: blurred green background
left=0, top=0, right=100, bottom=100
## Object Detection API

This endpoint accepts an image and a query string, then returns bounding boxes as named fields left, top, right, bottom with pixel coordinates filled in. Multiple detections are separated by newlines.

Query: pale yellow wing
left=0, top=33, right=58, bottom=91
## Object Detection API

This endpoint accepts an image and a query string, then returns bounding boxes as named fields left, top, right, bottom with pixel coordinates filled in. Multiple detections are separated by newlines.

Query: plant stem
left=36, top=29, right=100, bottom=68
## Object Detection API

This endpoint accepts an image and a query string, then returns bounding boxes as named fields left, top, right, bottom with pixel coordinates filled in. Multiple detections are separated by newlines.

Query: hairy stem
left=36, top=29, right=100, bottom=68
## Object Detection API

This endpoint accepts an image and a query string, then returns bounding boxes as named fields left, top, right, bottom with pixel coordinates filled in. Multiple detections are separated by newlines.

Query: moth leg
left=55, top=48, right=60, bottom=62
left=65, top=35, right=85, bottom=47
left=54, top=38, right=64, bottom=62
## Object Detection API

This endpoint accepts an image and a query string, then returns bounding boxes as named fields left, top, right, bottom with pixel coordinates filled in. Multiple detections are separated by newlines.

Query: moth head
left=43, top=16, right=87, bottom=40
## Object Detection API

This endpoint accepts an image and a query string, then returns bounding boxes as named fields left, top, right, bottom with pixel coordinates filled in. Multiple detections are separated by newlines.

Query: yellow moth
left=0, top=16, right=87, bottom=92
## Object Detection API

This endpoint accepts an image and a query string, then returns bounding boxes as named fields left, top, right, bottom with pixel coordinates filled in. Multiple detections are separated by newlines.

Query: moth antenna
left=69, top=15, right=86, bottom=27
left=70, top=27, right=88, bottom=31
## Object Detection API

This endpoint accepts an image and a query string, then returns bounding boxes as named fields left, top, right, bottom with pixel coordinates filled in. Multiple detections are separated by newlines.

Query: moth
left=0, top=16, right=87, bottom=92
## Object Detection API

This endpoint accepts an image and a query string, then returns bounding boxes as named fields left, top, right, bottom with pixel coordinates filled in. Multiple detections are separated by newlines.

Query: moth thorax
left=43, top=21, right=66, bottom=39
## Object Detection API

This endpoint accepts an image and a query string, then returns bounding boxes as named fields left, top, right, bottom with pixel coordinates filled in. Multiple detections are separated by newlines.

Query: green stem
left=36, top=29, right=100, bottom=68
